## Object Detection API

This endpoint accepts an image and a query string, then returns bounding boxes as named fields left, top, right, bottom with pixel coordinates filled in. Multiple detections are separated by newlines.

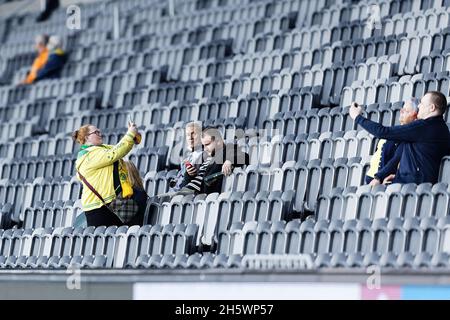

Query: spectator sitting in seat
left=125, top=160, right=149, bottom=226
left=21, top=34, right=49, bottom=85
left=178, top=126, right=249, bottom=195
left=169, top=121, right=205, bottom=192
left=73, top=121, right=141, bottom=227
left=34, top=35, right=66, bottom=82
left=350, top=91, right=450, bottom=185
left=366, top=98, right=419, bottom=186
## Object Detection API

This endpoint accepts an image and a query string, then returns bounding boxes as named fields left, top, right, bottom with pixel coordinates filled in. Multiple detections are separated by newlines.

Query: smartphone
left=185, top=160, right=193, bottom=168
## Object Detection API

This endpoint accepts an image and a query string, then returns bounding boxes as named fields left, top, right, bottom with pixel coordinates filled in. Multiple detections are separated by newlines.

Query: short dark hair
left=202, top=126, right=223, bottom=142
left=427, top=91, right=448, bottom=115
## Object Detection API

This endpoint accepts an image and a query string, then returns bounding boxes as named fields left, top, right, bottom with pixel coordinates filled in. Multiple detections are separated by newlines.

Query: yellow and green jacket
left=75, top=130, right=136, bottom=212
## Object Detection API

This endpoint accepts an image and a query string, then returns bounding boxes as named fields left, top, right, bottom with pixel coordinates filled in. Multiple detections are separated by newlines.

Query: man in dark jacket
left=350, top=91, right=450, bottom=184
left=181, top=126, right=249, bottom=194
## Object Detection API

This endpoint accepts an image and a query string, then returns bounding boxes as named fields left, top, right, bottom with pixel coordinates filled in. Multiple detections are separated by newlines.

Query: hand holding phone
left=127, top=115, right=141, bottom=144
left=185, top=160, right=197, bottom=176
left=383, top=174, right=395, bottom=185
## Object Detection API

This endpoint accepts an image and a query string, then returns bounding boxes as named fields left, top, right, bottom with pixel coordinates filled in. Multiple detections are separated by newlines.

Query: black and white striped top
left=183, top=156, right=214, bottom=192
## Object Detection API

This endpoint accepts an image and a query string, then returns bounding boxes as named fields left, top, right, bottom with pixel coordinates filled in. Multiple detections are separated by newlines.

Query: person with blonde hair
left=124, top=161, right=148, bottom=225
left=169, top=121, right=205, bottom=192
left=73, top=121, right=140, bottom=227
left=125, top=161, right=145, bottom=190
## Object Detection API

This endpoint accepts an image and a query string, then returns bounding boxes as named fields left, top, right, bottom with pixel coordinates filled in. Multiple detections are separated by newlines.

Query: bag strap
left=77, top=169, right=108, bottom=206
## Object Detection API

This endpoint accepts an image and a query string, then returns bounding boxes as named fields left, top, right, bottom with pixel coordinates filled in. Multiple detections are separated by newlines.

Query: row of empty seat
left=216, top=217, right=450, bottom=257
left=316, top=182, right=450, bottom=221
left=2, top=213, right=450, bottom=269
left=0, top=224, right=198, bottom=268
left=1, top=0, right=450, bottom=272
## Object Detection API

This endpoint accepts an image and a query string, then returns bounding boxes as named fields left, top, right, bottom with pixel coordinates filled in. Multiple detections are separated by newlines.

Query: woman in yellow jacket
left=73, top=121, right=140, bottom=227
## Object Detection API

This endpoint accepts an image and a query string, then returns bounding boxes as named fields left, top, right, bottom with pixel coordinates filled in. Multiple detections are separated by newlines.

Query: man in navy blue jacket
left=350, top=91, right=450, bottom=184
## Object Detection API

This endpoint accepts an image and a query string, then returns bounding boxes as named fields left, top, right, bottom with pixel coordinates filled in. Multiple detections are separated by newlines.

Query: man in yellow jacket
left=22, top=34, right=49, bottom=84
left=73, top=121, right=141, bottom=227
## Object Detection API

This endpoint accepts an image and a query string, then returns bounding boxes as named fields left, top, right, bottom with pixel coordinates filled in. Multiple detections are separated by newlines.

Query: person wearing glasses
left=73, top=121, right=140, bottom=227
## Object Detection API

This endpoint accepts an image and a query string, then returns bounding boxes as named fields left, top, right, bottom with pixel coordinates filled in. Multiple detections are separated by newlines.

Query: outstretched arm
left=355, top=115, right=423, bottom=143
left=349, top=102, right=424, bottom=143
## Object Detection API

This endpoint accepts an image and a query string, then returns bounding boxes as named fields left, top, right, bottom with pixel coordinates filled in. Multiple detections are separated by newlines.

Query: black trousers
left=85, top=206, right=123, bottom=227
